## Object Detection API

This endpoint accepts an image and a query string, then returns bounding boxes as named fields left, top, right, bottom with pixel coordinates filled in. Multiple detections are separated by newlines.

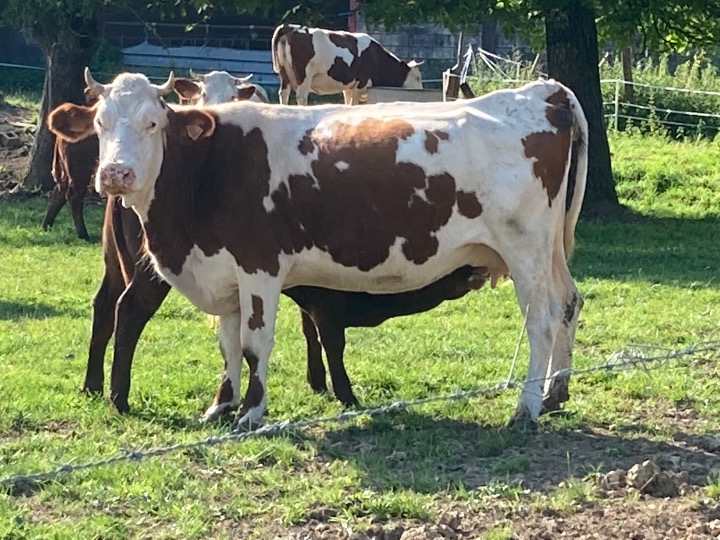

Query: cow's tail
left=271, top=24, right=289, bottom=74
left=563, top=88, right=588, bottom=261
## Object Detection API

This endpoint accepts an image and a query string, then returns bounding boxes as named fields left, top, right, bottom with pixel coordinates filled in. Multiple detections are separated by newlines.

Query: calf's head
left=48, top=68, right=216, bottom=212
left=177, top=70, right=259, bottom=106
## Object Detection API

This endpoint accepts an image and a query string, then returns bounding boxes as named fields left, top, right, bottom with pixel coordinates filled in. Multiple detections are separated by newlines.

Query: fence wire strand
left=1, top=341, right=718, bottom=490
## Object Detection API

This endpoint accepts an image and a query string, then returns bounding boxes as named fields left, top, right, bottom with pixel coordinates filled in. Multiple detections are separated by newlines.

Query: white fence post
left=614, top=79, right=620, bottom=131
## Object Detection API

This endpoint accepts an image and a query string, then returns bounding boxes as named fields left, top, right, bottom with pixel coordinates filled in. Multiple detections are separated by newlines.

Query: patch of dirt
left=0, top=102, right=35, bottom=196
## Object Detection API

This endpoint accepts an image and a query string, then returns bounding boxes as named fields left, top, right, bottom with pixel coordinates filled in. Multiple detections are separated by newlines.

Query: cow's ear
left=173, top=78, right=202, bottom=102
left=236, top=85, right=256, bottom=101
left=169, top=109, right=215, bottom=143
left=48, top=103, right=96, bottom=142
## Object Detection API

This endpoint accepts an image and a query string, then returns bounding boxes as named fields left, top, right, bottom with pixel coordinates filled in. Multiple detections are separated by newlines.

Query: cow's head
left=48, top=68, right=215, bottom=213
left=403, top=60, right=424, bottom=89
left=178, top=70, right=261, bottom=105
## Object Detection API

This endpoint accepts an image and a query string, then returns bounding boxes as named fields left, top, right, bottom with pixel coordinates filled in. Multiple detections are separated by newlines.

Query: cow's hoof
left=507, top=408, right=538, bottom=433
left=110, top=397, right=131, bottom=414
left=202, top=402, right=238, bottom=423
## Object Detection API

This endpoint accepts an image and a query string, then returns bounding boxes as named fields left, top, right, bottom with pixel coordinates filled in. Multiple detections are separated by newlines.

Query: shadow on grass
left=574, top=207, right=720, bottom=287
left=0, top=299, right=87, bottom=320
left=312, top=409, right=718, bottom=495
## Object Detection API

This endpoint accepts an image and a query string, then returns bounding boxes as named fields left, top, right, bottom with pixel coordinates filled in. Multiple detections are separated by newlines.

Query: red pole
left=348, top=0, right=358, bottom=32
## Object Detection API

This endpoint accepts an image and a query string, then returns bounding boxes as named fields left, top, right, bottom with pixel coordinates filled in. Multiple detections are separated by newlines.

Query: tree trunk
left=544, top=0, right=620, bottom=213
left=23, top=42, right=95, bottom=191
left=621, top=45, right=635, bottom=102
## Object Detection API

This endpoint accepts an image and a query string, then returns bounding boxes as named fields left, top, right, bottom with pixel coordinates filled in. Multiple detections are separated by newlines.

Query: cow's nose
left=98, top=163, right=136, bottom=192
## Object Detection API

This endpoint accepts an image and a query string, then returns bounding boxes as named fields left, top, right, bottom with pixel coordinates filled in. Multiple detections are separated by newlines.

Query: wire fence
left=1, top=340, right=718, bottom=492
left=602, top=78, right=720, bottom=133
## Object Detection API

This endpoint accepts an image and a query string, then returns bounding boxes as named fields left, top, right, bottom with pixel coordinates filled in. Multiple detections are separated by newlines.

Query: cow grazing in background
left=50, top=69, right=587, bottom=431
left=79, top=188, right=487, bottom=413
left=174, top=70, right=270, bottom=105
left=272, top=24, right=423, bottom=105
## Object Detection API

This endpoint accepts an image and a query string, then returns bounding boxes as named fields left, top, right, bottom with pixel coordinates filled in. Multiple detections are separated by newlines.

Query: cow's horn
left=153, top=72, right=176, bottom=96
left=84, top=67, right=107, bottom=97
left=189, top=68, right=204, bottom=81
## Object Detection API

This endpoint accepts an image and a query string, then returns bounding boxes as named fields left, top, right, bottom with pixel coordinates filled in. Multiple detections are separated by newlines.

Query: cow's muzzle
left=97, top=163, right=137, bottom=194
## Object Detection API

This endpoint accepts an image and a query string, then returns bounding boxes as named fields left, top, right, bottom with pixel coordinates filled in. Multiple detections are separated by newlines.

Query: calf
left=83, top=193, right=486, bottom=412
left=272, top=24, right=423, bottom=105
left=51, top=69, right=587, bottom=431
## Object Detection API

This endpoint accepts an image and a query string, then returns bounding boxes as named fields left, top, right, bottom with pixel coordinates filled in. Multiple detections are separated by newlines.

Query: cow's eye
left=95, top=119, right=104, bottom=131
left=148, top=121, right=157, bottom=130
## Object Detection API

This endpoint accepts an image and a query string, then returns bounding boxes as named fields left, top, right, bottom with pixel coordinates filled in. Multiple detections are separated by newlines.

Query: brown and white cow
left=174, top=70, right=269, bottom=105
left=272, top=24, right=423, bottom=106
left=50, top=69, right=588, bottom=431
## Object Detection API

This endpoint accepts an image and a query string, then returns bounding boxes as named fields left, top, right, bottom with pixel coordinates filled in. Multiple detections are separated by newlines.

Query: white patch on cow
left=356, top=34, right=372, bottom=55
left=334, top=161, right=349, bottom=171
left=151, top=246, right=240, bottom=315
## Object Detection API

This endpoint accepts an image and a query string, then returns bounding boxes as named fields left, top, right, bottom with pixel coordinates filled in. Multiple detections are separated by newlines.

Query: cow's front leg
left=232, top=279, right=281, bottom=431
left=203, top=311, right=243, bottom=421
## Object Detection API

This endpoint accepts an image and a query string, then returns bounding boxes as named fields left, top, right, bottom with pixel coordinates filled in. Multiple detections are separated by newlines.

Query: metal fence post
left=614, top=79, right=620, bottom=131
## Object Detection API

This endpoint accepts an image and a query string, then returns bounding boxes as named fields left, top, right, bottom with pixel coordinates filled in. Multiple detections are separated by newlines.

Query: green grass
left=1, top=132, right=720, bottom=537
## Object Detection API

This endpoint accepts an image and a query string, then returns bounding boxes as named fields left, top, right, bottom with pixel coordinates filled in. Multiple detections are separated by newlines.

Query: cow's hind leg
left=301, top=309, right=328, bottom=395
left=295, top=82, right=311, bottom=106
left=504, top=250, right=563, bottom=430
left=540, top=250, right=583, bottom=415
left=204, top=311, right=243, bottom=421
left=279, top=83, right=292, bottom=105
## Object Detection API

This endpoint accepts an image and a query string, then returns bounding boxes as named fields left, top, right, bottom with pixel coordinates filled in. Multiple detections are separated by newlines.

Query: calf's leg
left=68, top=185, right=90, bottom=241
left=42, top=183, right=67, bottom=231
left=109, top=266, right=170, bottom=413
left=314, top=318, right=359, bottom=408
left=301, top=309, right=328, bottom=395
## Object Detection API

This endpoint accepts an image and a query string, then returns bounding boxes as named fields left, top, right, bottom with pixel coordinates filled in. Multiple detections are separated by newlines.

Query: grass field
left=1, top=131, right=719, bottom=539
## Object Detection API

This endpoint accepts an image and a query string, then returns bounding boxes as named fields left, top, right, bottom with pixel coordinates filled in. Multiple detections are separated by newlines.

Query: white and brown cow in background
left=174, top=70, right=269, bottom=105
left=50, top=69, right=588, bottom=432
left=272, top=24, right=423, bottom=105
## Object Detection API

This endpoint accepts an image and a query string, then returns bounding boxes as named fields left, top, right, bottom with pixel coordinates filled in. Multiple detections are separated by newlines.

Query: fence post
left=613, top=79, right=620, bottom=131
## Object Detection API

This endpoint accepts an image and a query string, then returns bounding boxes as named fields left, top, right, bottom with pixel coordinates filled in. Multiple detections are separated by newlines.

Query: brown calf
left=86, top=197, right=486, bottom=412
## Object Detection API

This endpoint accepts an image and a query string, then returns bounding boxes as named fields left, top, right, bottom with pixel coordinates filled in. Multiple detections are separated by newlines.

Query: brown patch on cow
left=328, top=33, right=359, bottom=57
left=424, top=129, right=450, bottom=154
left=249, top=295, right=264, bottom=330
left=456, top=190, right=483, bottom=218
left=240, top=349, right=264, bottom=411
left=215, top=378, right=234, bottom=404
left=563, top=292, right=578, bottom=327
left=327, top=39, right=412, bottom=89
left=298, top=129, right=315, bottom=155
left=522, top=127, right=571, bottom=207
left=288, top=32, right=315, bottom=86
